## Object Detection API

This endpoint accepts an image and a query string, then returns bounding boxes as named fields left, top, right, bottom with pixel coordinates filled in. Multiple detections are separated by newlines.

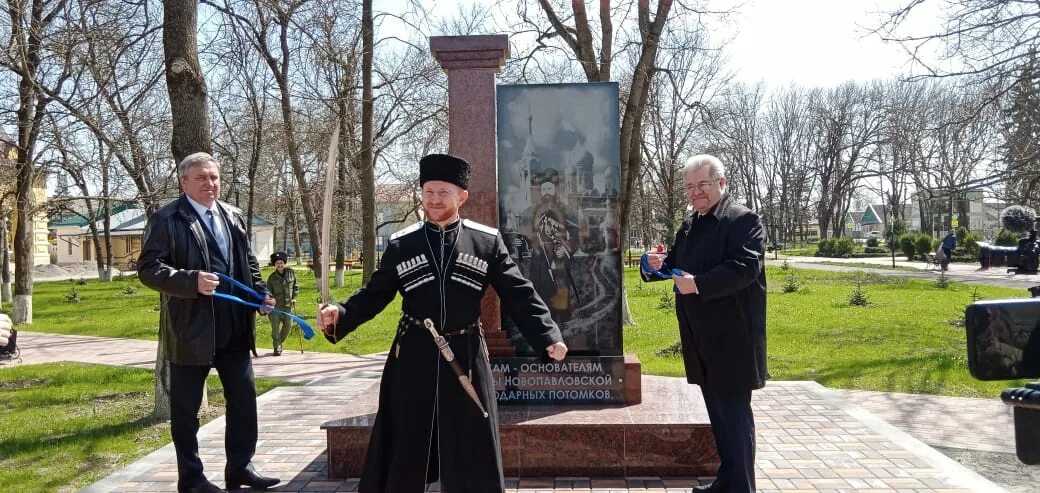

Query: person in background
left=266, top=251, right=299, bottom=356
left=941, top=230, right=957, bottom=271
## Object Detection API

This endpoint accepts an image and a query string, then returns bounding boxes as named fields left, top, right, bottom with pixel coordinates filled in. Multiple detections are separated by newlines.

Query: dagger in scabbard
left=423, top=318, right=489, bottom=418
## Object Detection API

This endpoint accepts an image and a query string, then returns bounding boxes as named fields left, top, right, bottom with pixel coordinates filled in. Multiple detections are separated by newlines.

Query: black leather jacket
left=138, top=195, right=268, bottom=365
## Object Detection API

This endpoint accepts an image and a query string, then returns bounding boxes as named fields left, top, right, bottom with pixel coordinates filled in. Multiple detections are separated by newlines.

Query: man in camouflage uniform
left=266, top=251, right=299, bottom=356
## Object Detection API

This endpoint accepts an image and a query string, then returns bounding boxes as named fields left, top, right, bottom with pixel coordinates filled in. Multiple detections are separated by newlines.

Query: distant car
left=865, top=231, right=883, bottom=239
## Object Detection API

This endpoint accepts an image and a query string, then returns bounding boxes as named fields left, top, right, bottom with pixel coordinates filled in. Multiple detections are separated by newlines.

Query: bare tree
left=709, top=82, right=767, bottom=211
left=640, top=26, right=726, bottom=242
left=1, top=0, right=73, bottom=324
left=879, top=0, right=1039, bottom=88
left=811, top=82, right=885, bottom=238
left=1000, top=53, right=1040, bottom=206
left=760, top=86, right=818, bottom=245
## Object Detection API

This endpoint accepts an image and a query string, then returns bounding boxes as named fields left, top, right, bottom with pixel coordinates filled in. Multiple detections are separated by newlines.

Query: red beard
left=424, top=205, right=458, bottom=224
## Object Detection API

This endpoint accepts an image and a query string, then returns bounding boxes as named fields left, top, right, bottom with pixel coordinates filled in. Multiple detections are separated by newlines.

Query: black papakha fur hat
left=271, top=251, right=288, bottom=264
left=419, top=153, right=470, bottom=190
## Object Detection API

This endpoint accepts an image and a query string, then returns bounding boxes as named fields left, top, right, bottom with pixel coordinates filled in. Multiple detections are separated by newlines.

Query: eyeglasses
left=685, top=179, right=719, bottom=193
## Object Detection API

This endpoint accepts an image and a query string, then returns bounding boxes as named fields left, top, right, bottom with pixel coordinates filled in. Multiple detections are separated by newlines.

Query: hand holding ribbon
left=211, top=272, right=315, bottom=339
left=640, top=252, right=682, bottom=279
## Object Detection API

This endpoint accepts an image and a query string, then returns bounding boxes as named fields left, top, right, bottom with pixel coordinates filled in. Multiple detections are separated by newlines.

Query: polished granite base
left=322, top=375, right=718, bottom=478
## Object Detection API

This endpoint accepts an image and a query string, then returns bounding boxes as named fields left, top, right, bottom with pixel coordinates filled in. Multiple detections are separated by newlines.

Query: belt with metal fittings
left=400, top=313, right=481, bottom=337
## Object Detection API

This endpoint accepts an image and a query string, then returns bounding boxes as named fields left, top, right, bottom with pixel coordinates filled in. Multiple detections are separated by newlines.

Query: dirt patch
left=33, top=261, right=123, bottom=281
left=936, top=446, right=1040, bottom=492
left=33, top=264, right=70, bottom=279
left=0, top=377, right=48, bottom=391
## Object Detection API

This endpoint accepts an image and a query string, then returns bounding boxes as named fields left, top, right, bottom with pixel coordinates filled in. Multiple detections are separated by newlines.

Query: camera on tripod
left=1001, top=205, right=1039, bottom=275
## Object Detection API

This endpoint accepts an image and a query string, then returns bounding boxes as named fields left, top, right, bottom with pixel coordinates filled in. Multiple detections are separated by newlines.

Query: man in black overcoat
left=643, top=154, right=767, bottom=493
left=318, top=153, right=568, bottom=493
left=138, top=152, right=280, bottom=493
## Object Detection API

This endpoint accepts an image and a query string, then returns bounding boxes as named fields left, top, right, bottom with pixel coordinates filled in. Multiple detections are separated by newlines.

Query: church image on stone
left=496, top=83, right=623, bottom=357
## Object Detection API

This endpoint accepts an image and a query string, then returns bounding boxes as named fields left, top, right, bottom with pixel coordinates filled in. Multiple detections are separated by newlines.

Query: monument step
left=322, top=372, right=715, bottom=478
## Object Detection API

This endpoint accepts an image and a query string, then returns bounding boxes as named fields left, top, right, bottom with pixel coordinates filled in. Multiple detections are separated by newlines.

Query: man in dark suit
left=644, top=154, right=767, bottom=493
left=138, top=152, right=280, bottom=493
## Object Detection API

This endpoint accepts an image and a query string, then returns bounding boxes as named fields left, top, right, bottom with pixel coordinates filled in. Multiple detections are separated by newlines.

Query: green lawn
left=0, top=362, right=289, bottom=493
left=19, top=266, right=400, bottom=356
left=803, top=260, right=922, bottom=272
left=10, top=265, right=1033, bottom=397
left=628, top=267, right=1027, bottom=397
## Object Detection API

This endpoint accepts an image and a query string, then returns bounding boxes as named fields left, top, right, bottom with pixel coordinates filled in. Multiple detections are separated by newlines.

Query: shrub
left=915, top=234, right=933, bottom=260
left=782, top=273, right=799, bottom=293
left=848, top=281, right=869, bottom=306
left=654, top=341, right=683, bottom=357
left=960, top=231, right=982, bottom=259
left=996, top=228, right=1020, bottom=247
left=780, top=260, right=791, bottom=271
left=934, top=270, right=950, bottom=289
left=863, top=246, right=888, bottom=254
left=657, top=291, right=674, bottom=310
left=900, top=235, right=916, bottom=260
left=832, top=237, right=855, bottom=257
left=65, top=288, right=81, bottom=303
left=122, top=285, right=138, bottom=296
left=866, top=237, right=880, bottom=248
left=816, top=238, right=834, bottom=257
left=886, top=219, right=908, bottom=250
left=956, top=227, right=968, bottom=243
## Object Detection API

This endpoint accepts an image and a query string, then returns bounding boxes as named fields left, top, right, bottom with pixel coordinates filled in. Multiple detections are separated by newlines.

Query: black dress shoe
left=692, top=482, right=722, bottom=492
left=273, top=346, right=281, bottom=356
left=226, top=464, right=280, bottom=490
left=180, top=479, right=222, bottom=493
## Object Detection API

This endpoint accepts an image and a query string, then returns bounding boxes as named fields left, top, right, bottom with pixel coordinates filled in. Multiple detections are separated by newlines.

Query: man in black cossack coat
left=318, top=154, right=568, bottom=493
left=643, top=154, right=767, bottom=493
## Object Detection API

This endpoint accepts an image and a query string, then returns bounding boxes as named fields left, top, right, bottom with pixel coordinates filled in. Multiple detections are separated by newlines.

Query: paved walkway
left=0, top=332, right=1016, bottom=492
left=771, top=255, right=1040, bottom=291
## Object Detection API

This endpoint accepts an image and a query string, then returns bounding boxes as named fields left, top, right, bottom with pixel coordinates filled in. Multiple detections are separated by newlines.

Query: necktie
left=206, top=210, right=229, bottom=260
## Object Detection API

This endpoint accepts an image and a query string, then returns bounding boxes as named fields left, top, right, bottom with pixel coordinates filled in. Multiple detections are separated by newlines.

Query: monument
left=494, top=83, right=631, bottom=404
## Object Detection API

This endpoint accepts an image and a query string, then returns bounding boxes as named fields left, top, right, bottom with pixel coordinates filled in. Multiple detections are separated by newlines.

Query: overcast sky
left=379, top=0, right=943, bottom=89
left=724, top=0, right=940, bottom=86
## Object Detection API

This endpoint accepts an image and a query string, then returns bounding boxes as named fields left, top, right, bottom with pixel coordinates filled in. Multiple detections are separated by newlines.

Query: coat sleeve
left=640, top=220, right=685, bottom=283
left=489, top=234, right=564, bottom=352
left=325, top=241, right=402, bottom=343
left=138, top=214, right=200, bottom=299
left=693, top=212, right=765, bottom=301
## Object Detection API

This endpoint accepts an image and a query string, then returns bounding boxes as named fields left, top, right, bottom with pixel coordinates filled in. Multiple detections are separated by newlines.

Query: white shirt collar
left=185, top=195, right=220, bottom=219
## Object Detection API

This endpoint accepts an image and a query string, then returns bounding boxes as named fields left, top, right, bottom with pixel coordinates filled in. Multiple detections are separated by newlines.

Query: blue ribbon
left=640, top=252, right=685, bottom=294
left=640, top=252, right=684, bottom=279
left=213, top=273, right=315, bottom=339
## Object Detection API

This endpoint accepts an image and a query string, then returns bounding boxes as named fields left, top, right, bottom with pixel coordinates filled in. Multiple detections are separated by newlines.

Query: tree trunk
left=1, top=212, right=11, bottom=307
left=360, top=0, right=376, bottom=283
left=160, top=0, right=212, bottom=420
left=163, top=0, right=212, bottom=159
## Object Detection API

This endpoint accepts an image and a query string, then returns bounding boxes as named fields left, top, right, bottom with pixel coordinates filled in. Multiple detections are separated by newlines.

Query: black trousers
left=701, top=387, right=756, bottom=492
left=170, top=349, right=257, bottom=490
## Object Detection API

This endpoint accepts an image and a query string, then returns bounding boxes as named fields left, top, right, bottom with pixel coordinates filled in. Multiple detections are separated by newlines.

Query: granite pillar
left=430, top=35, right=512, bottom=354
